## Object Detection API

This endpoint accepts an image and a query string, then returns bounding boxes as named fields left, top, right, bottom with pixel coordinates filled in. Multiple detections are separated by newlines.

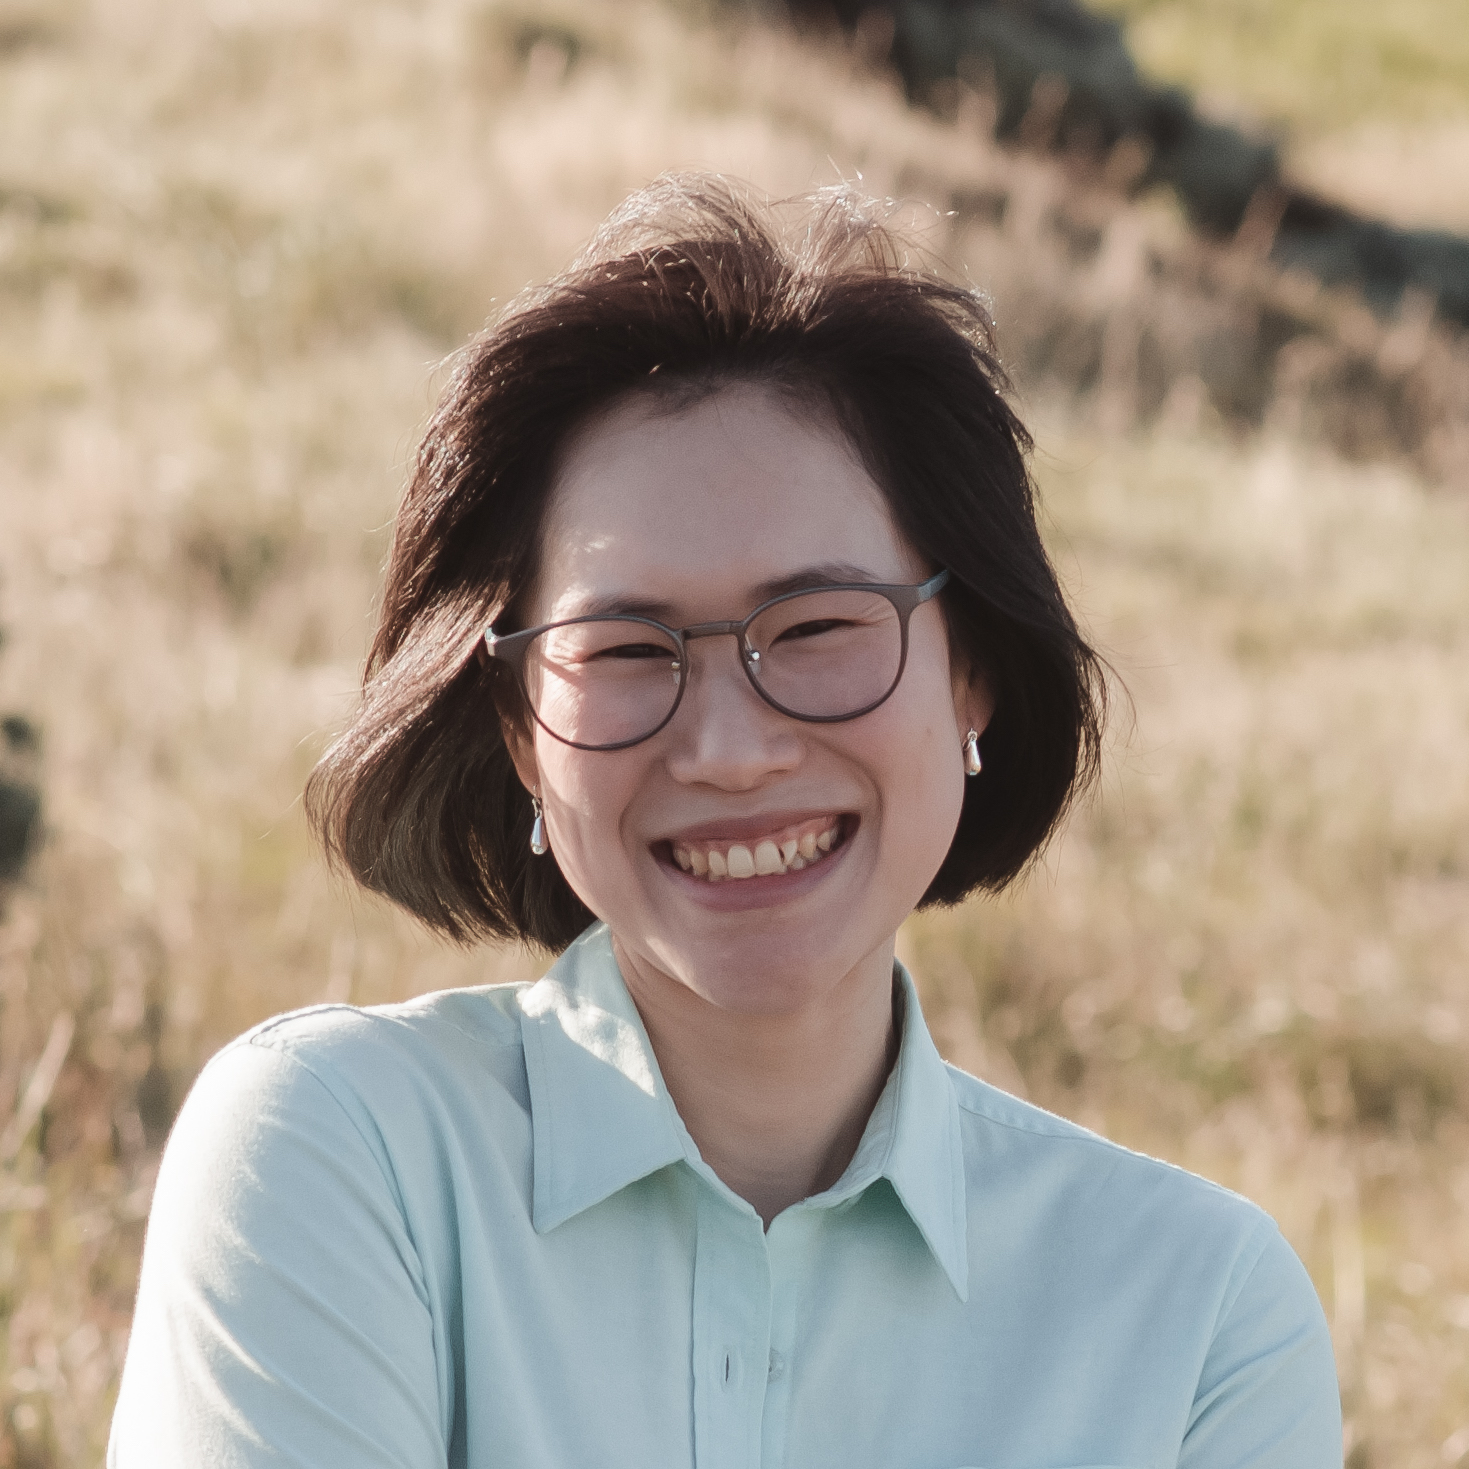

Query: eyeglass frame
left=482, top=568, right=952, bottom=752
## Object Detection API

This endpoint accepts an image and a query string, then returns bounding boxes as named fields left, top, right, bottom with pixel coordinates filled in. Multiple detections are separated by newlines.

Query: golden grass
left=0, top=0, right=1465, bottom=1463
left=1289, top=122, right=1469, bottom=234
left=1088, top=0, right=1469, bottom=231
left=1090, top=0, right=1469, bottom=134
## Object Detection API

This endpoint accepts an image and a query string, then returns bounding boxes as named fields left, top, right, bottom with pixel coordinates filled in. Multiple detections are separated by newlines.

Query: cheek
left=887, top=718, right=965, bottom=855
left=860, top=654, right=967, bottom=881
left=534, top=741, right=646, bottom=901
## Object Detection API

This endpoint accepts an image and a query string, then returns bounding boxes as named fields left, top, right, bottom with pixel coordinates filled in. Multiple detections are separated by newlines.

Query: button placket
left=691, top=1188, right=772, bottom=1469
left=759, top=1207, right=816, bottom=1469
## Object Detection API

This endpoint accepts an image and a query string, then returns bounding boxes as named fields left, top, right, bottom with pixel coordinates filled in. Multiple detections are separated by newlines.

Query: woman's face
left=506, top=382, right=990, bottom=1016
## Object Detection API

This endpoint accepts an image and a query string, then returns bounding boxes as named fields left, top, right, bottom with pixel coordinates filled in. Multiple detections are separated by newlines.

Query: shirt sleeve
left=107, top=1039, right=448, bottom=1469
left=1179, top=1222, right=1342, bottom=1469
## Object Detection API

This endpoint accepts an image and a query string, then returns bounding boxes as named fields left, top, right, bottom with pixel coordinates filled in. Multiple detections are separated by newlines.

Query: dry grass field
left=0, top=0, right=1466, bottom=1463
left=1090, top=0, right=1469, bottom=233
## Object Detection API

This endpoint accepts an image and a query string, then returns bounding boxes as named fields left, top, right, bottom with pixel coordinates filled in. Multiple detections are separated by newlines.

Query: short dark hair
left=305, top=175, right=1107, bottom=951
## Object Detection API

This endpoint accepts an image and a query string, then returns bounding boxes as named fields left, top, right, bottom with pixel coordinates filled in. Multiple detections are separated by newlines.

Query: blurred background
left=0, top=0, right=1466, bottom=1462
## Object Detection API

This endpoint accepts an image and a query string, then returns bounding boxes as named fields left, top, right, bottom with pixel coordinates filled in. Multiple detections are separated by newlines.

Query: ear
left=493, top=682, right=541, bottom=797
left=951, top=655, right=996, bottom=744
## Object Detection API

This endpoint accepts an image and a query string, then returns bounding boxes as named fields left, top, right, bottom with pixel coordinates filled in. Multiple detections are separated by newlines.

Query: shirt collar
left=518, top=923, right=969, bottom=1301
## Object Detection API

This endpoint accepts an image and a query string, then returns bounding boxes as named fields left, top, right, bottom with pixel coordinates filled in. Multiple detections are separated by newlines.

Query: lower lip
left=656, top=822, right=856, bottom=912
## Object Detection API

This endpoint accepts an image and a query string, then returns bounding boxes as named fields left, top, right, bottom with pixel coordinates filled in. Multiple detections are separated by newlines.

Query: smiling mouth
left=665, top=815, right=848, bottom=883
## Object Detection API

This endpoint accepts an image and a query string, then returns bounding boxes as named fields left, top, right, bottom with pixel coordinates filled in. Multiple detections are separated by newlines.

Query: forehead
left=532, top=383, right=917, bottom=623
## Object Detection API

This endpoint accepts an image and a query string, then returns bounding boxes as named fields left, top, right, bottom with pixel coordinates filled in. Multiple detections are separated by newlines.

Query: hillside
left=1091, top=0, right=1469, bottom=238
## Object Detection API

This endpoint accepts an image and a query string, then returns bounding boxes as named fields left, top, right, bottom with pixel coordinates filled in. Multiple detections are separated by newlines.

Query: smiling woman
left=106, top=177, right=1341, bottom=1468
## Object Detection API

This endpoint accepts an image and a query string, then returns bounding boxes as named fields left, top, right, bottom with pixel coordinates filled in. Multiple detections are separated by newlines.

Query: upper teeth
left=672, top=820, right=840, bottom=882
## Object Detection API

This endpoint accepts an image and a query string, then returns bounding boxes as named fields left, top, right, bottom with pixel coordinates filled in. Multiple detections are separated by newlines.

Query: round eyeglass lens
left=744, top=587, right=904, bottom=718
left=522, top=618, right=682, bottom=748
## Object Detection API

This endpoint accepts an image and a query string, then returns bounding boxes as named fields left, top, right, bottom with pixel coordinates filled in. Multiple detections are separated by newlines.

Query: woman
left=109, top=177, right=1340, bottom=1467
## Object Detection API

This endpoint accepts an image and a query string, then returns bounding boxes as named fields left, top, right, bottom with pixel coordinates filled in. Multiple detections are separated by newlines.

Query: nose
left=664, top=633, right=802, bottom=788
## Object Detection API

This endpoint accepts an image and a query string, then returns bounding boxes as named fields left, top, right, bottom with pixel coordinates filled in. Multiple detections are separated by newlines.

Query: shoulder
left=181, top=983, right=538, bottom=1170
left=154, top=982, right=544, bottom=1266
left=232, top=981, right=530, bottom=1090
left=242, top=979, right=530, bottom=1056
left=946, top=1073, right=1339, bottom=1458
left=945, top=1067, right=1337, bottom=1420
left=947, top=1064, right=1278, bottom=1271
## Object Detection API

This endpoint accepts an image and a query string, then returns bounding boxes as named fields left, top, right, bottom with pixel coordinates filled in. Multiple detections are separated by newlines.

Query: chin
left=649, top=914, right=880, bottom=1015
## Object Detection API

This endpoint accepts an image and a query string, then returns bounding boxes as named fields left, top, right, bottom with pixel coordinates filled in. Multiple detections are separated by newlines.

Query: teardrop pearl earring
left=962, top=729, right=982, bottom=777
left=529, top=794, right=549, bottom=856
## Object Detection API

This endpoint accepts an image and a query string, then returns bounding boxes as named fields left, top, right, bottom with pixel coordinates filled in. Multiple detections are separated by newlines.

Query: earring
left=529, top=794, right=549, bottom=856
left=962, top=729, right=982, bottom=777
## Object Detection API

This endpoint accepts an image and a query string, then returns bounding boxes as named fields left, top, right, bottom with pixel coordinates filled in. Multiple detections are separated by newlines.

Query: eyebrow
left=565, top=562, right=891, bottom=624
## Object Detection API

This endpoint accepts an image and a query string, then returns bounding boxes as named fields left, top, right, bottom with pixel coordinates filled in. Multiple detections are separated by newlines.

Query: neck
left=615, top=939, right=901, bottom=1228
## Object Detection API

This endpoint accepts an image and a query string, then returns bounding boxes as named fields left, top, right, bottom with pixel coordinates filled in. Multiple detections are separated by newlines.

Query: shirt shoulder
left=946, top=1063, right=1276, bottom=1256
left=236, top=982, right=529, bottom=1081
left=946, top=1068, right=1339, bottom=1465
left=242, top=980, right=530, bottom=1055
left=207, top=983, right=538, bottom=1162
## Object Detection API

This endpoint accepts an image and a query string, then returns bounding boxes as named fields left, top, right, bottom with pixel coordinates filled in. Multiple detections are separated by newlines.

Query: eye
left=773, top=618, right=851, bottom=643
left=592, top=642, right=677, bottom=661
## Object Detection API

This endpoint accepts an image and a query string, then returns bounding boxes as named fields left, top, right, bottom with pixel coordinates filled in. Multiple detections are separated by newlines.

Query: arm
left=108, top=1040, right=448, bottom=1468
left=1180, top=1224, right=1342, bottom=1469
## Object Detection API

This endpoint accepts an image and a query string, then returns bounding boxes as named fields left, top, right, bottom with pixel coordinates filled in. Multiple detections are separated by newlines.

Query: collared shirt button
left=767, top=1350, right=786, bottom=1382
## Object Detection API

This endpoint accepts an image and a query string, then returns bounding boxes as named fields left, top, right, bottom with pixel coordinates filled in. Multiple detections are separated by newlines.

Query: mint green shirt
left=109, top=923, right=1340, bottom=1468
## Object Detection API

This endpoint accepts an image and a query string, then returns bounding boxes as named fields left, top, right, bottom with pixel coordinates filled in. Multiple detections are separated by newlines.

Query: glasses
left=484, top=569, right=950, bottom=752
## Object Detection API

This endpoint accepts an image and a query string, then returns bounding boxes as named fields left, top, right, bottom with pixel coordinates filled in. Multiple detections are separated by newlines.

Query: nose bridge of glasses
left=680, top=619, right=748, bottom=642
left=680, top=619, right=761, bottom=672
left=673, top=621, right=774, bottom=721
